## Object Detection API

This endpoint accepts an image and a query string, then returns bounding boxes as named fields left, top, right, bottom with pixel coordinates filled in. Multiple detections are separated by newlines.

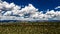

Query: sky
left=2, top=0, right=60, bottom=11
left=0, top=0, right=60, bottom=21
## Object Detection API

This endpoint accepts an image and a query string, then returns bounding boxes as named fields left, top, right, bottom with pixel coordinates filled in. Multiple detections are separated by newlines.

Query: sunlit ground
left=0, top=22, right=60, bottom=34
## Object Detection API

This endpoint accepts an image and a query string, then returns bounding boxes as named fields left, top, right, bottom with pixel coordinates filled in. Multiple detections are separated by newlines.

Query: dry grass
left=0, top=22, right=60, bottom=34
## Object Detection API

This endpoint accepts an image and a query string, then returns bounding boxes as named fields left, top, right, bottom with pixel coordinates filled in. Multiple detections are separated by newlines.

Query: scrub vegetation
left=0, top=22, right=60, bottom=34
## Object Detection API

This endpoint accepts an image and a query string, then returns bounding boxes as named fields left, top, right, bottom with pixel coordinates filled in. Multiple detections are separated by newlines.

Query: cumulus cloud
left=0, top=0, right=60, bottom=21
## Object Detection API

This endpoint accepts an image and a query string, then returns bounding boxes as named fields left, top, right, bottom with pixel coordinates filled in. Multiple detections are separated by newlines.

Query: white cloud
left=55, top=6, right=60, bottom=9
left=3, top=11, right=12, bottom=16
left=0, top=0, right=60, bottom=21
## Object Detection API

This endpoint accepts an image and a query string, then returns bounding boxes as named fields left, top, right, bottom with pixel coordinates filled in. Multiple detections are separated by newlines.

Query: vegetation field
left=0, top=22, right=60, bottom=34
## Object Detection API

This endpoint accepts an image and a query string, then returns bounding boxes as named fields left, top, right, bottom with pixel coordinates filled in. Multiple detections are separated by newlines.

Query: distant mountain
left=0, top=20, right=60, bottom=22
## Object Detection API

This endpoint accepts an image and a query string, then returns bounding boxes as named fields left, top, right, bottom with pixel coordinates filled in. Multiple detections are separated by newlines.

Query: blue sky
left=0, top=0, right=60, bottom=21
left=3, top=0, right=60, bottom=11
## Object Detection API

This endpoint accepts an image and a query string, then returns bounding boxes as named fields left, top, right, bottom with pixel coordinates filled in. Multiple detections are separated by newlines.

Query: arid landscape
left=0, top=22, right=60, bottom=34
left=0, top=0, right=59, bottom=34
